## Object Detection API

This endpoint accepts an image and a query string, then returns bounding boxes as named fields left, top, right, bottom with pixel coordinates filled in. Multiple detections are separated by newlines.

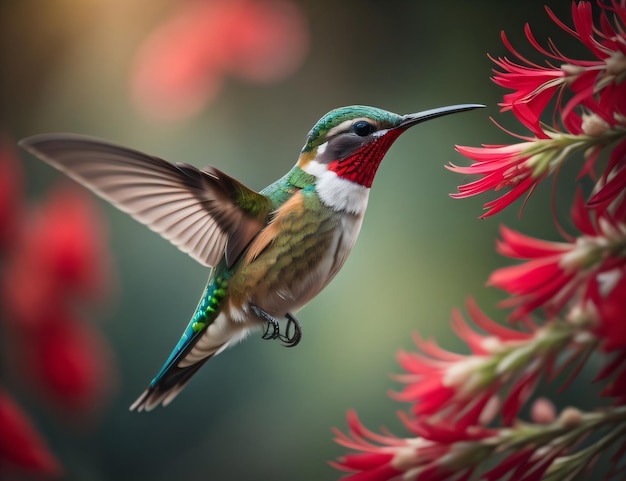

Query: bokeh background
left=0, top=1, right=598, bottom=480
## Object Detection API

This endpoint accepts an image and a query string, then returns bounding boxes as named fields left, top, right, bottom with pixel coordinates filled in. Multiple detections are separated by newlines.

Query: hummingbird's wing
left=20, top=134, right=273, bottom=268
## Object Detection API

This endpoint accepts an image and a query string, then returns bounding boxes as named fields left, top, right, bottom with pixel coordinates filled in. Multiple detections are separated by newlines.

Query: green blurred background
left=1, top=1, right=598, bottom=480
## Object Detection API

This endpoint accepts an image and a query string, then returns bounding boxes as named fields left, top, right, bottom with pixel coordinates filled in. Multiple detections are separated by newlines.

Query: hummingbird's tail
left=129, top=314, right=252, bottom=412
left=129, top=359, right=208, bottom=412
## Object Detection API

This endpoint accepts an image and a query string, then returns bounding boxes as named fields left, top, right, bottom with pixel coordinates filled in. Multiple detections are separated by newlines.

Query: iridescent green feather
left=149, top=264, right=232, bottom=388
left=301, top=105, right=403, bottom=153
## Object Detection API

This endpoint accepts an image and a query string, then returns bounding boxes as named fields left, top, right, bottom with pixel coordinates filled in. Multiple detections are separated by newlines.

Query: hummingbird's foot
left=260, top=314, right=281, bottom=341
left=282, top=313, right=302, bottom=347
left=251, top=304, right=281, bottom=341
left=251, top=305, right=302, bottom=347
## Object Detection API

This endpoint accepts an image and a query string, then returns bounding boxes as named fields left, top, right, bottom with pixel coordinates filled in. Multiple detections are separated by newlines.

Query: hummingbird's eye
left=352, top=120, right=374, bottom=137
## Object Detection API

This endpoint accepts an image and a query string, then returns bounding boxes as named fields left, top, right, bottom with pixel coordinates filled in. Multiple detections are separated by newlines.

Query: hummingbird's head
left=297, top=104, right=483, bottom=189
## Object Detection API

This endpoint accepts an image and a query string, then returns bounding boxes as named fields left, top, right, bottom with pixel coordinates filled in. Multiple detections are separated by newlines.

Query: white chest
left=302, top=160, right=370, bottom=215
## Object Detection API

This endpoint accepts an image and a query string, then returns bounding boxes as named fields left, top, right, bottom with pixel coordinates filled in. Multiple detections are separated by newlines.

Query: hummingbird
left=20, top=103, right=483, bottom=411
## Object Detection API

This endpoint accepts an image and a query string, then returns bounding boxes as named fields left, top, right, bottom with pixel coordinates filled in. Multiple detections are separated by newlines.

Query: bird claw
left=251, top=305, right=302, bottom=347
left=261, top=316, right=280, bottom=340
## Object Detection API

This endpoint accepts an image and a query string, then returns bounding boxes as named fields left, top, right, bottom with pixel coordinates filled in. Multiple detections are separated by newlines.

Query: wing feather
left=19, top=133, right=271, bottom=267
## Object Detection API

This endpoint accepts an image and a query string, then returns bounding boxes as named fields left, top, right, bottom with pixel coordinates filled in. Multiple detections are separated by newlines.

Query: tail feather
left=129, top=315, right=255, bottom=412
left=129, top=360, right=208, bottom=412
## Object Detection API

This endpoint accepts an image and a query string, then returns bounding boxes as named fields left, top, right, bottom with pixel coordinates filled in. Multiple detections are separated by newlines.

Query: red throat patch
left=327, top=129, right=404, bottom=188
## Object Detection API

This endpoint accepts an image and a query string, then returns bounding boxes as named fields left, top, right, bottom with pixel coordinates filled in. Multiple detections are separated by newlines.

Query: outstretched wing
left=20, top=134, right=272, bottom=267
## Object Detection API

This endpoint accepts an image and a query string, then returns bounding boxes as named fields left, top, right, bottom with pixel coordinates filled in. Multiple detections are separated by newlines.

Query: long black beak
left=398, top=104, right=485, bottom=129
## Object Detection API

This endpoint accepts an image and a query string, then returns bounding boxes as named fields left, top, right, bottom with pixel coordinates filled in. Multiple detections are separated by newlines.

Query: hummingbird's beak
left=398, top=104, right=485, bottom=129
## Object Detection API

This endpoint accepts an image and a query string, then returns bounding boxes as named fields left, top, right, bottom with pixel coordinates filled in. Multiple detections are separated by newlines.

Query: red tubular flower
left=452, top=0, right=626, bottom=218
left=450, top=139, right=549, bottom=218
left=489, top=190, right=626, bottom=321
left=451, top=121, right=623, bottom=218
left=131, top=0, right=309, bottom=121
left=334, top=2, right=626, bottom=479
left=331, top=410, right=474, bottom=481
left=583, top=264, right=626, bottom=352
left=490, top=38, right=567, bottom=136
left=331, top=411, right=403, bottom=481
left=390, top=299, right=538, bottom=427
left=28, top=185, right=112, bottom=300
left=484, top=446, right=564, bottom=481
left=488, top=227, right=577, bottom=319
left=0, top=389, right=62, bottom=476
left=589, top=137, right=626, bottom=214
left=333, top=404, right=626, bottom=481
left=493, top=1, right=626, bottom=131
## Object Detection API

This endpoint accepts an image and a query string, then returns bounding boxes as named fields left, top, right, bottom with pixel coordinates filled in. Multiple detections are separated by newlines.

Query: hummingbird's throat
left=328, top=129, right=404, bottom=188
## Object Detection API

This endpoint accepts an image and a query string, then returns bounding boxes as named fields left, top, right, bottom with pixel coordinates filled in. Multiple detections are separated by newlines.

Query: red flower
left=333, top=404, right=626, bottom=481
left=1, top=249, right=60, bottom=329
left=450, top=139, right=550, bottom=218
left=3, top=186, right=116, bottom=410
left=583, top=264, right=626, bottom=352
left=331, top=410, right=474, bottom=481
left=588, top=136, right=626, bottom=215
left=131, top=0, right=309, bottom=121
left=450, top=122, right=623, bottom=218
left=452, top=0, right=626, bottom=218
left=493, top=1, right=626, bottom=133
left=27, top=186, right=112, bottom=300
left=584, top=264, right=626, bottom=403
left=2, top=185, right=112, bottom=328
left=20, top=310, right=114, bottom=412
left=490, top=39, right=567, bottom=136
left=334, top=3, right=626, bottom=479
left=0, top=137, right=22, bottom=249
left=0, top=138, right=117, bottom=475
left=489, top=191, right=626, bottom=321
left=390, top=300, right=542, bottom=427
left=331, top=411, right=403, bottom=481
left=0, top=389, right=62, bottom=476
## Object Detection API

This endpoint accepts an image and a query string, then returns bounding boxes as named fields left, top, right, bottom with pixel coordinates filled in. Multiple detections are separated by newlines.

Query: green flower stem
left=493, top=405, right=626, bottom=456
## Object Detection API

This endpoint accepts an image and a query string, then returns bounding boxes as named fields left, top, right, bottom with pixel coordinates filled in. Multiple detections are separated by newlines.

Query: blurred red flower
left=584, top=264, right=626, bottom=353
left=25, top=186, right=112, bottom=301
left=2, top=188, right=115, bottom=411
left=131, top=0, right=309, bottom=121
left=0, top=390, right=62, bottom=476
left=332, top=409, right=490, bottom=481
left=20, top=310, right=114, bottom=412
left=0, top=139, right=22, bottom=249
left=0, top=137, right=116, bottom=476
